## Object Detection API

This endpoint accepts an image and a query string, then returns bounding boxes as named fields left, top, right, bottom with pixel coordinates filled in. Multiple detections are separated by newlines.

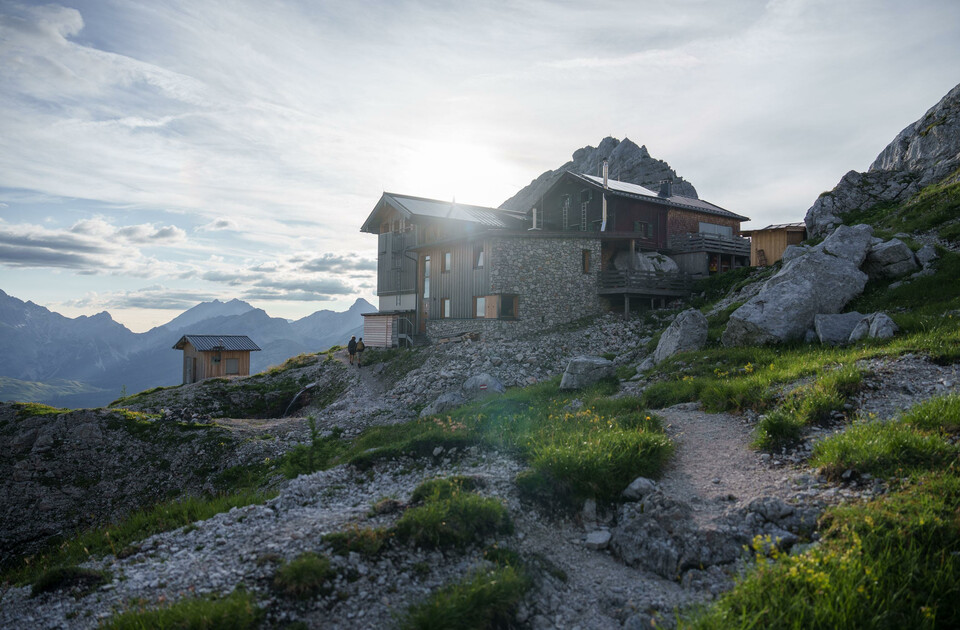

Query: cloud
left=543, top=49, right=702, bottom=70
left=300, top=253, right=377, bottom=273
left=66, top=286, right=222, bottom=310
left=196, top=218, right=239, bottom=232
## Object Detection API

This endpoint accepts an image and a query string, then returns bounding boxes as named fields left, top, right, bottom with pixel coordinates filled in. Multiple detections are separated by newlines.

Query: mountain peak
left=499, top=136, right=697, bottom=212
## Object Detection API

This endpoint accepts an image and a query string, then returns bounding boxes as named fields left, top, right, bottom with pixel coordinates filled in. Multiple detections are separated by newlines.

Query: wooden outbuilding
left=173, top=335, right=261, bottom=384
left=741, top=222, right=807, bottom=266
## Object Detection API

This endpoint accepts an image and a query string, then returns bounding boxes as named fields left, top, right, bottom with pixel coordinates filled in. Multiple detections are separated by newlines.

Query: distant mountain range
left=0, top=290, right=373, bottom=408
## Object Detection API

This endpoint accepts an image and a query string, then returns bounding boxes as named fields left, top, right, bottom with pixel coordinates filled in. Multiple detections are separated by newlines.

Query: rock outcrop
left=722, top=226, right=872, bottom=346
left=653, top=309, right=708, bottom=364
left=806, top=82, right=960, bottom=237
left=559, top=356, right=615, bottom=390
left=500, top=137, right=698, bottom=212
left=863, top=238, right=919, bottom=279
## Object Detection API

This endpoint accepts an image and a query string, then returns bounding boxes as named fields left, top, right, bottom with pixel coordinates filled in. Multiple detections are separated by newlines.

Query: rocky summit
left=499, top=136, right=698, bottom=213
left=805, top=82, right=960, bottom=238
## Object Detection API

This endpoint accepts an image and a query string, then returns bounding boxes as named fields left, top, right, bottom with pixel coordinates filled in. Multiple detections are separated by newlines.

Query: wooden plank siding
left=180, top=342, right=252, bottom=383
left=749, top=228, right=806, bottom=266
left=361, top=314, right=392, bottom=348
left=419, top=240, right=491, bottom=321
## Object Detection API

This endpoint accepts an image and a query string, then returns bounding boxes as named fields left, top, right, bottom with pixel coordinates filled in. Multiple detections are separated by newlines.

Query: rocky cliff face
left=499, top=136, right=698, bottom=212
left=806, top=82, right=960, bottom=237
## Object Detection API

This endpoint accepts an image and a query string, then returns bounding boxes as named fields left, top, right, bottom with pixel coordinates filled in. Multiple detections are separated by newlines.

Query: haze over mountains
left=0, top=291, right=372, bottom=408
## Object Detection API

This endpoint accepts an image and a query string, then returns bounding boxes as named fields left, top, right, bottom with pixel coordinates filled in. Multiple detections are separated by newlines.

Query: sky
left=1, top=0, right=958, bottom=332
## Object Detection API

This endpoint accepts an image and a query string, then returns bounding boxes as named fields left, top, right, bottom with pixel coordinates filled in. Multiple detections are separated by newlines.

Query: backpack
left=357, top=340, right=365, bottom=352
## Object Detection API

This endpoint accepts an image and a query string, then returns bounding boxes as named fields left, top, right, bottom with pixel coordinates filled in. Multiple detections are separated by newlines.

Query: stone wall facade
left=425, top=234, right=604, bottom=339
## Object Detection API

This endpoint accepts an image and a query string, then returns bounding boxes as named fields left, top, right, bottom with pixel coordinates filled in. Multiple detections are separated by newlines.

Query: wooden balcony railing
left=668, top=233, right=750, bottom=256
left=598, top=270, right=692, bottom=295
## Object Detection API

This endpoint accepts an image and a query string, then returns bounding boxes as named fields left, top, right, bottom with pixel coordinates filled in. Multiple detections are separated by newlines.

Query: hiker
left=356, top=337, right=365, bottom=368
left=347, top=335, right=357, bottom=365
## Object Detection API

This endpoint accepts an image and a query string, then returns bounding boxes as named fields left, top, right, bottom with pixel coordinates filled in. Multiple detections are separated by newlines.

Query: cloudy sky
left=1, top=0, right=958, bottom=331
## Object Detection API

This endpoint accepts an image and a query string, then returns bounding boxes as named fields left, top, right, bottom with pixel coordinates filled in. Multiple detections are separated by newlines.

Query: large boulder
left=915, top=244, right=939, bottom=267
left=462, top=373, right=505, bottom=397
left=816, top=224, right=875, bottom=266
left=559, top=356, right=615, bottom=390
left=722, top=248, right=868, bottom=346
left=814, top=312, right=865, bottom=345
left=653, top=309, right=708, bottom=364
left=863, top=239, right=918, bottom=279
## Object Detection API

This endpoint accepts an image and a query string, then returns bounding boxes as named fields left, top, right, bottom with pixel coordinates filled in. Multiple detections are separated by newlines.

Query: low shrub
left=409, top=476, right=481, bottom=503
left=323, top=527, right=389, bottom=557
left=273, top=552, right=336, bottom=600
left=101, top=589, right=261, bottom=630
left=752, top=409, right=805, bottom=451
left=901, top=393, right=960, bottom=434
left=30, top=566, right=110, bottom=597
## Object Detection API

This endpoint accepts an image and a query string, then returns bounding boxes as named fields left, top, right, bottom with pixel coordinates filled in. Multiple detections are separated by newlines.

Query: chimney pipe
left=530, top=207, right=539, bottom=230
left=601, top=159, right=608, bottom=231
left=658, top=179, right=672, bottom=198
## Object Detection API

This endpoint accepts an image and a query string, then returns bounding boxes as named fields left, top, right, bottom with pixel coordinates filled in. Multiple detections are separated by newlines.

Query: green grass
left=323, top=526, right=390, bottom=557
left=409, top=476, right=481, bottom=503
left=101, top=589, right=262, bottom=630
left=3, top=490, right=273, bottom=586
left=266, top=352, right=322, bottom=374
left=810, top=393, right=960, bottom=481
left=273, top=552, right=336, bottom=600
left=681, top=473, right=960, bottom=630
left=11, top=402, right=69, bottom=418
left=686, top=395, right=960, bottom=629
left=394, top=483, right=512, bottom=550
left=401, top=565, right=530, bottom=630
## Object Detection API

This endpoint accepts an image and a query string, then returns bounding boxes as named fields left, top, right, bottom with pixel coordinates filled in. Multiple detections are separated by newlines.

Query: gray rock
left=806, top=83, right=960, bottom=237
left=722, top=243, right=868, bottom=346
left=419, top=391, right=467, bottom=417
left=864, top=239, right=918, bottom=279
left=915, top=244, right=939, bottom=267
left=559, top=355, right=615, bottom=390
left=816, top=224, right=875, bottom=266
left=622, top=476, right=659, bottom=501
left=781, top=244, right=809, bottom=263
left=653, top=309, right=708, bottom=364
left=849, top=312, right=899, bottom=342
left=584, top=529, right=611, bottom=550
left=814, top=312, right=865, bottom=345
left=462, top=373, right=506, bottom=397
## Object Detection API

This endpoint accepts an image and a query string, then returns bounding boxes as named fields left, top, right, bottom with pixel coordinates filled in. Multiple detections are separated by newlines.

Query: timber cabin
left=740, top=222, right=807, bottom=266
left=173, top=335, right=261, bottom=384
left=360, top=161, right=750, bottom=347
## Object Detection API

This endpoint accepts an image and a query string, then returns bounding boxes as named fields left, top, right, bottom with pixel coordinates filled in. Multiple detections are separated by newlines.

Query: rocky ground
left=2, top=304, right=957, bottom=629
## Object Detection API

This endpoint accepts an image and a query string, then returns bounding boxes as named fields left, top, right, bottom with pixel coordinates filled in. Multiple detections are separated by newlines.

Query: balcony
left=668, top=233, right=750, bottom=256
left=598, top=270, right=692, bottom=297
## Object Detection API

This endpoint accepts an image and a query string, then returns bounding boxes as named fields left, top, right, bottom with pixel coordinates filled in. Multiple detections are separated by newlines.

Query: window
left=561, top=195, right=571, bottom=230
left=475, top=296, right=486, bottom=318
left=225, top=358, right=239, bottom=375
left=633, top=221, right=653, bottom=238
left=443, top=251, right=452, bottom=272
left=442, top=298, right=451, bottom=318
left=698, top=222, right=733, bottom=237
left=582, top=249, right=591, bottom=273
left=500, top=294, right=519, bottom=319
left=423, top=255, right=431, bottom=299
left=474, top=244, right=484, bottom=268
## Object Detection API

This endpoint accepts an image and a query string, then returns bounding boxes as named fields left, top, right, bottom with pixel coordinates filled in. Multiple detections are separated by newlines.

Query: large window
left=442, top=298, right=451, bottom=318
left=699, top=222, right=733, bottom=237
left=423, top=255, right=431, bottom=298
left=633, top=221, right=653, bottom=238
left=474, top=245, right=484, bottom=268
left=475, top=296, right=486, bottom=318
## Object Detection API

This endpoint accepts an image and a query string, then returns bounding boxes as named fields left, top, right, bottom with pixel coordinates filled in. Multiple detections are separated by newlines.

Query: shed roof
left=568, top=172, right=750, bottom=222
left=742, top=222, right=806, bottom=233
left=361, top=192, right=527, bottom=233
left=172, top=335, right=261, bottom=351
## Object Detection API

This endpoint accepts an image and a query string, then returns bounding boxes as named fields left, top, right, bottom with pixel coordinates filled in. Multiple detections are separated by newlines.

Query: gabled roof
left=360, top=192, right=527, bottom=233
left=172, top=335, right=261, bottom=352
left=568, top=172, right=750, bottom=222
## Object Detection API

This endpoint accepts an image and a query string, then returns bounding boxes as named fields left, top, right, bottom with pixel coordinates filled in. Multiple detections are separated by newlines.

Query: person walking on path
left=356, top=338, right=365, bottom=368
left=347, top=336, right=357, bottom=365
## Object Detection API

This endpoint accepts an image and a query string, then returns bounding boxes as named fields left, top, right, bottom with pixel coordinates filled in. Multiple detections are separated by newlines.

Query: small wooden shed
left=741, top=222, right=807, bottom=266
left=173, top=335, right=261, bottom=384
